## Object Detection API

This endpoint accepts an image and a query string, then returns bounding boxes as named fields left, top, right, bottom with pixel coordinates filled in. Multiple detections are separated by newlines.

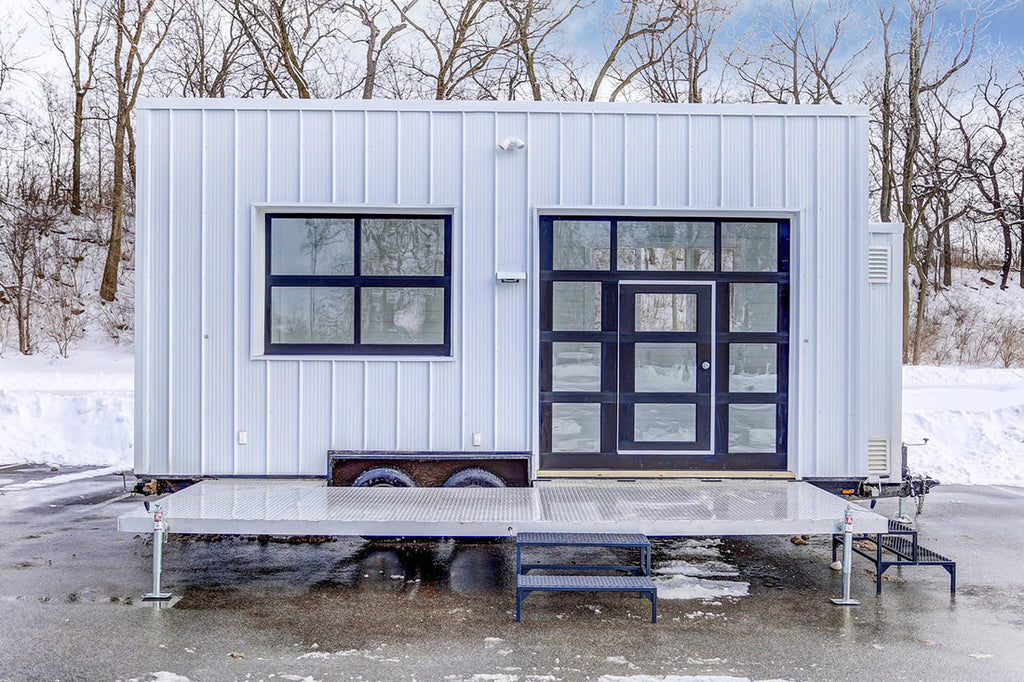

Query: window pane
left=361, top=218, right=445, bottom=276
left=553, top=220, right=611, bottom=270
left=361, top=287, right=444, bottom=345
left=729, top=344, right=777, bottom=393
left=271, top=287, right=354, bottom=344
left=617, top=221, right=714, bottom=271
left=552, top=342, right=602, bottom=392
left=635, top=343, right=697, bottom=393
left=634, top=404, right=696, bottom=442
left=722, top=222, right=778, bottom=272
left=551, top=403, right=601, bottom=452
left=553, top=282, right=601, bottom=331
left=271, top=217, right=354, bottom=275
left=635, top=293, right=696, bottom=332
left=728, top=404, right=777, bottom=453
left=730, top=283, right=777, bottom=332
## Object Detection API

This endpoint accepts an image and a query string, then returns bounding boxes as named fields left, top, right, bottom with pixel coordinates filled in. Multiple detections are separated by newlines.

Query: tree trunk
left=1019, top=225, right=1023, bottom=288
left=100, top=92, right=128, bottom=302
left=71, top=89, right=85, bottom=215
left=942, top=222, right=952, bottom=287
left=999, top=222, right=1011, bottom=289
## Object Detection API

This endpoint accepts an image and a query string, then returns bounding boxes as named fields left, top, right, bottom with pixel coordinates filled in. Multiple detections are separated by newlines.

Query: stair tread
left=517, top=532, right=649, bottom=546
left=518, top=574, right=655, bottom=589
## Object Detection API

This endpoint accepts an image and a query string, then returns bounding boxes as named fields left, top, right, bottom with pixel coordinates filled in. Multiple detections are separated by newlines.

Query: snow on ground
left=903, top=365, right=1024, bottom=486
left=652, top=539, right=749, bottom=601
left=0, top=344, right=133, bottom=468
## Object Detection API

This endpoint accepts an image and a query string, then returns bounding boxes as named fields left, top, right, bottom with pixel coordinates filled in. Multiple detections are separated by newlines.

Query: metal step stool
left=832, top=518, right=956, bottom=595
left=515, top=532, right=656, bottom=622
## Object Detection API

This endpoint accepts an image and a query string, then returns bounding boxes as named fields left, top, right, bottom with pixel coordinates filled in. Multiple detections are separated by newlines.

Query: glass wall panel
left=552, top=342, right=602, bottom=392
left=551, top=403, right=601, bottom=452
left=729, top=344, right=777, bottom=393
left=361, top=218, right=445, bottom=275
left=636, top=293, right=696, bottom=331
left=271, top=218, right=354, bottom=275
left=617, top=221, right=714, bottom=271
left=721, top=222, right=777, bottom=272
left=730, top=283, right=777, bottom=332
left=553, top=282, right=602, bottom=331
left=361, top=287, right=444, bottom=344
left=635, top=343, right=697, bottom=392
left=553, top=220, right=611, bottom=270
left=634, top=404, right=696, bottom=442
left=728, top=404, right=776, bottom=453
left=271, top=287, right=354, bottom=343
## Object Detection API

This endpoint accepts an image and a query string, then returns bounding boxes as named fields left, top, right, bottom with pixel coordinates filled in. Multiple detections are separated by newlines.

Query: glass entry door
left=617, top=283, right=713, bottom=453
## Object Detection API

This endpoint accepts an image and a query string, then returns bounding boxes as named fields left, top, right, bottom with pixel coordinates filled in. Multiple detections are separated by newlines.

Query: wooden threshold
left=535, top=469, right=796, bottom=480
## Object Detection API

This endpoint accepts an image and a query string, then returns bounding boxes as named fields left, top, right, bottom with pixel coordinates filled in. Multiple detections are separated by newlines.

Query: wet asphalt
left=1, top=464, right=1022, bottom=682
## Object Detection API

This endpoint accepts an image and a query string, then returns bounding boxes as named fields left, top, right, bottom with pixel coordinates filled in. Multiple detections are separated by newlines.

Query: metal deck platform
left=117, top=478, right=888, bottom=537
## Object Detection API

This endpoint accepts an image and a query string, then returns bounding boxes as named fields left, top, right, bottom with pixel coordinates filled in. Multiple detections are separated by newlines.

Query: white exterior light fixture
left=498, top=137, right=526, bottom=151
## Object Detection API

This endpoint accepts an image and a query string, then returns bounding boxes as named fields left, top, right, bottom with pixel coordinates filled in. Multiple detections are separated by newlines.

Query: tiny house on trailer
left=120, top=99, right=906, bottom=598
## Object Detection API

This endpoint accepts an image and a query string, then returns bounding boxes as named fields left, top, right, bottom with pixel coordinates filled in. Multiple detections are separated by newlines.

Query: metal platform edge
left=116, top=478, right=889, bottom=537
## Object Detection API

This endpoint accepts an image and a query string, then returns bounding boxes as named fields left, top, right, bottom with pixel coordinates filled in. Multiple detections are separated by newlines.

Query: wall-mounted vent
left=868, top=246, right=891, bottom=283
left=868, top=438, right=890, bottom=474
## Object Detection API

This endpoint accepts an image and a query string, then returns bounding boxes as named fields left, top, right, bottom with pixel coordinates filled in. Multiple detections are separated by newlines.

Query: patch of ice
left=277, top=675, right=321, bottom=682
left=0, top=465, right=122, bottom=491
left=146, top=674, right=192, bottom=682
left=599, top=677, right=794, bottom=682
left=605, top=656, right=631, bottom=665
left=653, top=559, right=739, bottom=578
left=655, top=574, right=749, bottom=600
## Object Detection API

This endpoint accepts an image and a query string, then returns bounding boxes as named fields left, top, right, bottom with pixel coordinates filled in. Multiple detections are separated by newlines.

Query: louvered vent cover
left=868, top=438, right=890, bottom=474
left=868, top=246, right=891, bottom=283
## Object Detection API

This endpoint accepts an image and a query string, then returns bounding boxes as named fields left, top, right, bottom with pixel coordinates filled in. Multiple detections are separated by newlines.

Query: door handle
left=701, top=361, right=711, bottom=370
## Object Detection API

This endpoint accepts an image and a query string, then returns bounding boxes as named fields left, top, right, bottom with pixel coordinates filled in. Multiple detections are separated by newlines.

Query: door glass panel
left=553, top=220, right=611, bottom=270
left=721, top=222, right=778, bottom=272
left=635, top=343, right=697, bottom=393
left=361, top=287, right=444, bottom=344
left=728, top=404, right=776, bottom=453
left=552, top=342, right=602, bottom=392
left=551, top=403, right=601, bottom=452
left=635, top=293, right=696, bottom=332
left=271, top=287, right=354, bottom=344
left=271, top=217, right=354, bottom=275
left=617, top=221, right=714, bottom=271
left=730, top=283, right=777, bottom=332
left=552, top=282, right=601, bottom=331
left=361, top=218, right=445, bottom=275
left=729, top=344, right=777, bottom=393
left=635, top=404, right=696, bottom=442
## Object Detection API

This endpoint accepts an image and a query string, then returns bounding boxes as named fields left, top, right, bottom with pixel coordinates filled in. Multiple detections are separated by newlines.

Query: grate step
left=517, top=532, right=649, bottom=547
left=518, top=574, right=655, bottom=590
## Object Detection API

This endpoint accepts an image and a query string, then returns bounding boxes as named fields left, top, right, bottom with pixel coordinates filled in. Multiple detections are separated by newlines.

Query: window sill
left=251, top=353, right=455, bottom=363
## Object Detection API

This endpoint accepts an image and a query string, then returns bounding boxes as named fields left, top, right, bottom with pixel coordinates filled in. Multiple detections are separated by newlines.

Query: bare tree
left=392, top=0, right=515, bottom=100
left=45, top=0, right=108, bottom=215
left=100, top=0, right=178, bottom=302
left=949, top=68, right=1023, bottom=290
left=498, top=0, right=588, bottom=101
left=227, top=0, right=342, bottom=98
left=635, top=0, right=732, bottom=103
left=160, top=0, right=246, bottom=97
left=729, top=0, right=869, bottom=104
left=341, top=0, right=417, bottom=99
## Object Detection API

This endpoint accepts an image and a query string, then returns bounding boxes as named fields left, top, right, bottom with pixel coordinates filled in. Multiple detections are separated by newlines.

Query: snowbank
left=903, top=365, right=1024, bottom=486
left=0, top=346, right=133, bottom=468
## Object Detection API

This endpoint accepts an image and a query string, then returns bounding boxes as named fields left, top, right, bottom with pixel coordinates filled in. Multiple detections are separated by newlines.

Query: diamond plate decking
left=117, top=478, right=888, bottom=537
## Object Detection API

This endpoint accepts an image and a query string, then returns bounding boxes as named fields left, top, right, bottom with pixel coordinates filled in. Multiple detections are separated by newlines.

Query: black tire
left=443, top=468, right=506, bottom=488
left=352, top=466, right=417, bottom=488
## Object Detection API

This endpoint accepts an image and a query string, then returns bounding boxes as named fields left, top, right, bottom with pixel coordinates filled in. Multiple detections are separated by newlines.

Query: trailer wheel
left=443, top=468, right=506, bottom=488
left=352, top=466, right=417, bottom=488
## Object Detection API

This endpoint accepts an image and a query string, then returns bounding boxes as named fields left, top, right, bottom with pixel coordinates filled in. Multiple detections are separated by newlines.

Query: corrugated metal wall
left=135, top=101, right=872, bottom=478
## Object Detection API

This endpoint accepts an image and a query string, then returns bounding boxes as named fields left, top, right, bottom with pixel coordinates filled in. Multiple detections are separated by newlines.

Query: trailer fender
left=352, top=466, right=417, bottom=488
left=443, top=468, right=507, bottom=488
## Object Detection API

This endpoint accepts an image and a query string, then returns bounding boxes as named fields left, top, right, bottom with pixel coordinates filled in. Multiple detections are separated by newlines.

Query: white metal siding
left=867, top=223, right=905, bottom=479
left=135, top=100, right=872, bottom=479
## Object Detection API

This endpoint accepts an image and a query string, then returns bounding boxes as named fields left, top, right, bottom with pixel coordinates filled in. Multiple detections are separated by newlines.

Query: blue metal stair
left=833, top=519, right=956, bottom=595
left=515, top=532, right=656, bottom=622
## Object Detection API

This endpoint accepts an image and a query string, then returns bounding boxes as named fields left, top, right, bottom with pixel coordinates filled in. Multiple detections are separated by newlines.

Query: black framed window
left=265, top=213, right=452, bottom=356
